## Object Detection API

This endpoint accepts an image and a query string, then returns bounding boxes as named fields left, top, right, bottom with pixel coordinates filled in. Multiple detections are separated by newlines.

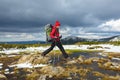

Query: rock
left=108, top=56, right=113, bottom=60
left=104, top=47, right=110, bottom=49
left=92, top=71, right=104, bottom=77
left=17, top=54, right=50, bottom=64
left=38, top=75, right=47, bottom=80
left=110, top=63, right=120, bottom=71
left=98, top=58, right=109, bottom=63
left=67, top=60, right=77, bottom=64
left=40, top=66, right=64, bottom=76
left=98, top=63, right=103, bottom=68
left=0, top=74, right=7, bottom=80
left=92, top=57, right=99, bottom=62
left=84, top=58, right=93, bottom=64
left=17, top=55, right=31, bottom=63
left=77, top=56, right=84, bottom=63
left=104, top=62, right=112, bottom=67
left=104, top=75, right=120, bottom=80
left=67, top=77, right=72, bottom=80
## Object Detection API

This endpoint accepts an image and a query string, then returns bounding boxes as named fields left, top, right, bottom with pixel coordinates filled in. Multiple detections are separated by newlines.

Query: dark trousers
left=42, top=41, right=68, bottom=58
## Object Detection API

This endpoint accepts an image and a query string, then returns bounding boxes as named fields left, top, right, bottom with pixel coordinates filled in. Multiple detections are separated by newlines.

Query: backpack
left=45, top=24, right=53, bottom=42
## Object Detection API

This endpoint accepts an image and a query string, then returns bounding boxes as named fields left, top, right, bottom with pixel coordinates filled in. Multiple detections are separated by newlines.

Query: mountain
left=98, top=35, right=120, bottom=42
left=61, top=36, right=97, bottom=44
left=109, top=36, right=120, bottom=41
left=61, top=35, right=120, bottom=44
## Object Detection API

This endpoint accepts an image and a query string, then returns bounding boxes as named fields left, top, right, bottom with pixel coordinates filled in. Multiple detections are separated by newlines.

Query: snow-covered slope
left=109, top=36, right=120, bottom=41
left=61, top=35, right=120, bottom=44
left=61, top=36, right=96, bottom=44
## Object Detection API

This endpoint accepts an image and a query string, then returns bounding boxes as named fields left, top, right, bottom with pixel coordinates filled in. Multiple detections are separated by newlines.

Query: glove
left=59, top=35, right=62, bottom=39
left=51, top=37, right=57, bottom=42
left=54, top=36, right=58, bottom=39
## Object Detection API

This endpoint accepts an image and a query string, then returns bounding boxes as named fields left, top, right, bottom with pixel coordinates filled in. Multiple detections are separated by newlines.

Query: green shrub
left=75, top=41, right=120, bottom=45
left=0, top=43, right=50, bottom=49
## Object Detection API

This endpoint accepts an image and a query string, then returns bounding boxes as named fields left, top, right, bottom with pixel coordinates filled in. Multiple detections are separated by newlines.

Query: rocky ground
left=0, top=44, right=120, bottom=80
left=0, top=50, right=120, bottom=80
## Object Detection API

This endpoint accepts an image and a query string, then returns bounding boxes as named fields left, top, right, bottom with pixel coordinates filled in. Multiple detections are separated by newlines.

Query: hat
left=55, top=20, right=60, bottom=26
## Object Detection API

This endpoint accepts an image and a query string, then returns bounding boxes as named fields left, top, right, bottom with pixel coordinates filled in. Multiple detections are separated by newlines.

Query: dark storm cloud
left=0, top=0, right=120, bottom=33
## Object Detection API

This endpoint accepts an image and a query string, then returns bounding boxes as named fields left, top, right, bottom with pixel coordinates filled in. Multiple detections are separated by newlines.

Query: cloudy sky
left=0, top=0, right=120, bottom=41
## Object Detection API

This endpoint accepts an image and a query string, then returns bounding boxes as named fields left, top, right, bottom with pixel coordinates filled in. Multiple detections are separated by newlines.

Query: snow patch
left=112, top=58, right=120, bottom=61
left=0, top=44, right=120, bottom=54
left=0, top=63, right=3, bottom=69
left=9, top=62, right=47, bottom=68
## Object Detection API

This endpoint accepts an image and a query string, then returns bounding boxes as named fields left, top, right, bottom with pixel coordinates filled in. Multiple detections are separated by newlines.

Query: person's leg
left=56, top=41, right=69, bottom=58
left=41, top=41, right=55, bottom=56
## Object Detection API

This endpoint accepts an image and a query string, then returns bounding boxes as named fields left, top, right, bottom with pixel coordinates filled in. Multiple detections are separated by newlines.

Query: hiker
left=41, top=20, right=69, bottom=58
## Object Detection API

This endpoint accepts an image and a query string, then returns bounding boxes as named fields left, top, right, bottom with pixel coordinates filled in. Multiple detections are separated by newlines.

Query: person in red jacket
left=41, top=21, right=69, bottom=58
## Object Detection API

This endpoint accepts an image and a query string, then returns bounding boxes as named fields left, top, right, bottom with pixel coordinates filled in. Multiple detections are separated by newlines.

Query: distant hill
left=109, top=36, right=120, bottom=41
left=61, top=36, right=96, bottom=44
left=0, top=40, right=46, bottom=44
left=98, top=35, right=120, bottom=42
left=61, top=35, right=120, bottom=44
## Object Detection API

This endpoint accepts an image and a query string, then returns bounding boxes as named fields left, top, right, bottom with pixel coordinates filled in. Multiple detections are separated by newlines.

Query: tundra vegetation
left=0, top=42, right=120, bottom=80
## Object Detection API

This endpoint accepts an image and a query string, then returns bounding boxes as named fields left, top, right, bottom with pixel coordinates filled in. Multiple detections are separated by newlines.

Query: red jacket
left=50, top=26, right=60, bottom=41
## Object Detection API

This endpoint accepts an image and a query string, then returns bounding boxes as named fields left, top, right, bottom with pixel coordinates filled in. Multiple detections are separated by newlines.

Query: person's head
left=55, top=20, right=60, bottom=28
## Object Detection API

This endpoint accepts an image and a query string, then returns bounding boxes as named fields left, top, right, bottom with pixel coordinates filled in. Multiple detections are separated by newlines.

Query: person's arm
left=50, top=28, right=56, bottom=38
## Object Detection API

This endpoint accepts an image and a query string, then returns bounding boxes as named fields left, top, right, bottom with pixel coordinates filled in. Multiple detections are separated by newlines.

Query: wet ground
left=52, top=52, right=120, bottom=75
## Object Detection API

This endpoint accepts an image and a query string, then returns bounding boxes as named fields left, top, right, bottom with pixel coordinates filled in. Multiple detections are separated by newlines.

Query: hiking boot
left=64, top=54, right=69, bottom=59
left=41, top=53, right=45, bottom=57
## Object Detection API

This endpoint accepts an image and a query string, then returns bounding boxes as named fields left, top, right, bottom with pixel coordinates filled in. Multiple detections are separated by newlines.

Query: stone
left=0, top=74, right=7, bottom=80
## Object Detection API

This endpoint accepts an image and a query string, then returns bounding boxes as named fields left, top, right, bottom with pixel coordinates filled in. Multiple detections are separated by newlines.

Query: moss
left=65, top=49, right=103, bottom=54
left=0, top=43, right=50, bottom=49
left=0, top=56, right=21, bottom=69
left=93, top=71, right=120, bottom=80
left=103, top=75, right=120, bottom=80
left=26, top=71, right=40, bottom=80
left=98, top=61, right=120, bottom=72
left=0, top=53, right=6, bottom=56
left=0, top=74, right=7, bottom=80
left=75, top=41, right=120, bottom=46
left=92, top=71, right=104, bottom=77
left=84, top=58, right=93, bottom=65
left=87, top=46, right=103, bottom=49
left=104, top=52, right=120, bottom=58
